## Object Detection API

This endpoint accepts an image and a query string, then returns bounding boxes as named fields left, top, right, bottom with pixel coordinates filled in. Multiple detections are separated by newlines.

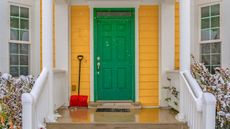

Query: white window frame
left=199, top=2, right=222, bottom=43
left=8, top=3, right=32, bottom=76
left=199, top=2, right=222, bottom=72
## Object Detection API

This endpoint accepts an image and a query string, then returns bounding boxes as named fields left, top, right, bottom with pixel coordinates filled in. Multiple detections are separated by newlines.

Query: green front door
left=94, top=8, right=135, bottom=101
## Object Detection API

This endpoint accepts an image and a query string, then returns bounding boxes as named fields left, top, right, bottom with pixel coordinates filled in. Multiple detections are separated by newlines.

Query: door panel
left=94, top=9, right=135, bottom=101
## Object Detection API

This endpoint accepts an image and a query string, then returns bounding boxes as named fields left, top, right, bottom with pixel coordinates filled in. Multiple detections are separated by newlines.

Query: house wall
left=0, top=0, right=40, bottom=76
left=192, top=0, right=230, bottom=69
left=174, top=2, right=180, bottom=70
left=71, top=6, right=91, bottom=97
left=139, top=5, right=159, bottom=106
left=70, top=3, right=160, bottom=106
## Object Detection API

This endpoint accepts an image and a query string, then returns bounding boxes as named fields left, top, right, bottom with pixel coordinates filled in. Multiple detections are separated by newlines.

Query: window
left=201, top=42, right=221, bottom=73
left=9, top=43, right=30, bottom=77
left=9, top=5, right=30, bottom=76
left=201, top=4, right=220, bottom=41
left=200, top=4, right=221, bottom=73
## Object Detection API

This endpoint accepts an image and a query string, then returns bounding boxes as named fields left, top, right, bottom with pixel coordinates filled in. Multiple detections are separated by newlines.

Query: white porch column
left=42, top=0, right=53, bottom=69
left=179, top=0, right=191, bottom=71
left=177, top=0, right=191, bottom=121
left=42, top=0, right=55, bottom=121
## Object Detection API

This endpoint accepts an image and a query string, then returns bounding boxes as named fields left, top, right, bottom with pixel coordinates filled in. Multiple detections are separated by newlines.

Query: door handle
left=97, top=62, right=100, bottom=70
left=96, top=56, right=100, bottom=75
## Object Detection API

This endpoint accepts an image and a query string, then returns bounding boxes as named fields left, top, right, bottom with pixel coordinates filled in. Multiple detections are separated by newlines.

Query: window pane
left=10, top=43, right=19, bottom=54
left=20, top=30, right=29, bottom=41
left=201, top=29, right=210, bottom=41
left=211, top=54, right=221, bottom=65
left=211, top=4, right=220, bottom=16
left=201, top=44, right=210, bottom=54
left=20, top=55, right=29, bottom=65
left=97, top=12, right=132, bottom=17
left=10, top=55, right=19, bottom=65
left=20, top=44, right=29, bottom=54
left=201, top=18, right=210, bottom=29
left=10, top=17, right=19, bottom=28
left=211, top=17, right=220, bottom=28
left=20, top=7, right=29, bottom=18
left=10, top=5, right=19, bottom=17
left=10, top=29, right=19, bottom=40
left=20, top=67, right=29, bottom=76
left=211, top=28, right=220, bottom=40
left=20, top=19, right=29, bottom=30
left=201, top=6, right=210, bottom=18
left=205, top=65, right=211, bottom=72
left=10, top=66, right=19, bottom=77
left=211, top=43, right=221, bottom=53
left=201, top=55, right=210, bottom=65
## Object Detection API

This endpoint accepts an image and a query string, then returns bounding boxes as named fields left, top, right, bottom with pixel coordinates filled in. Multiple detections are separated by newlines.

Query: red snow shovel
left=70, top=55, right=88, bottom=107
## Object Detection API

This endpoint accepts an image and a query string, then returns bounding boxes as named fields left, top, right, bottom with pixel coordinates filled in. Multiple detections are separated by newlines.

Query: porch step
left=88, top=101, right=142, bottom=109
left=47, top=123, right=189, bottom=129
left=47, top=108, right=188, bottom=129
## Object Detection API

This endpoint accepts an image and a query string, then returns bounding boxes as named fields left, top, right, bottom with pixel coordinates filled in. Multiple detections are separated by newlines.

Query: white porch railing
left=179, top=70, right=216, bottom=129
left=22, top=68, right=67, bottom=129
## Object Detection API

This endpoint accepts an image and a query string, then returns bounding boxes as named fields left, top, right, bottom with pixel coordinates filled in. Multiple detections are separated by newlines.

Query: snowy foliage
left=0, top=73, right=35, bottom=128
left=191, top=57, right=230, bottom=129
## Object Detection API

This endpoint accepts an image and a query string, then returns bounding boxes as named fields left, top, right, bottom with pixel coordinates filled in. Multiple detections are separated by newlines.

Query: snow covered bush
left=191, top=56, right=230, bottom=129
left=0, top=73, right=36, bottom=128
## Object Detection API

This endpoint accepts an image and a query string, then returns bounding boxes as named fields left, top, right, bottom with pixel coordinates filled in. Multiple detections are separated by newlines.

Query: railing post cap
left=203, top=93, right=217, bottom=105
left=22, top=93, right=34, bottom=103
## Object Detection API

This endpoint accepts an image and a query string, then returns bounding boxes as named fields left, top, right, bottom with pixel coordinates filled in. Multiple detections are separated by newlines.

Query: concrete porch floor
left=55, top=108, right=180, bottom=124
left=47, top=108, right=189, bottom=129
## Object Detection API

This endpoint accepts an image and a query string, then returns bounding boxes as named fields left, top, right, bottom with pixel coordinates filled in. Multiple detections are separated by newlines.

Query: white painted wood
left=22, top=93, right=34, bottom=129
left=53, top=69, right=67, bottom=109
left=222, top=0, right=230, bottom=68
left=71, top=0, right=158, bottom=6
left=42, top=0, right=53, bottom=69
left=178, top=71, right=216, bottom=129
left=177, top=0, right=191, bottom=121
left=22, top=68, right=49, bottom=129
left=159, top=0, right=175, bottom=107
left=55, top=0, right=70, bottom=106
left=166, top=70, right=180, bottom=111
left=179, top=0, right=191, bottom=71
left=197, top=0, right=221, bottom=5
left=90, top=7, right=94, bottom=101
left=135, top=6, right=139, bottom=102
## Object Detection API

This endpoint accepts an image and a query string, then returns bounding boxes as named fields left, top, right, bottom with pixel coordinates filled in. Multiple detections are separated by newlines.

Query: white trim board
left=71, top=0, right=159, bottom=6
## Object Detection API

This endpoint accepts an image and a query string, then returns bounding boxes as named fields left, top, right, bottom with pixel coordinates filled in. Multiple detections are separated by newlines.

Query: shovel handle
left=77, top=55, right=84, bottom=61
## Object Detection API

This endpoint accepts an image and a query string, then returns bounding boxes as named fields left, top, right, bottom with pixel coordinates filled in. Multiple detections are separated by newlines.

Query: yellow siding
left=175, top=2, right=180, bottom=70
left=40, top=0, right=56, bottom=70
left=139, top=5, right=159, bottom=107
left=71, top=6, right=90, bottom=98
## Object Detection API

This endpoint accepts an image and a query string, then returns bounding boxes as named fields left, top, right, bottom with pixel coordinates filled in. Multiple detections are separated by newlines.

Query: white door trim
left=89, top=3, right=140, bottom=102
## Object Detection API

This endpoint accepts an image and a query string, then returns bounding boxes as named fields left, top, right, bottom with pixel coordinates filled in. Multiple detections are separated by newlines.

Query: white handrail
left=30, top=68, right=49, bottom=104
left=22, top=68, right=49, bottom=129
left=179, top=70, right=216, bottom=129
left=181, top=71, right=203, bottom=111
left=22, top=68, right=67, bottom=129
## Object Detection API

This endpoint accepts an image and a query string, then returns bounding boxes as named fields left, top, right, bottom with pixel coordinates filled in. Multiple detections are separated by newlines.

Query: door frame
left=93, top=8, right=135, bottom=101
left=89, top=5, right=140, bottom=102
